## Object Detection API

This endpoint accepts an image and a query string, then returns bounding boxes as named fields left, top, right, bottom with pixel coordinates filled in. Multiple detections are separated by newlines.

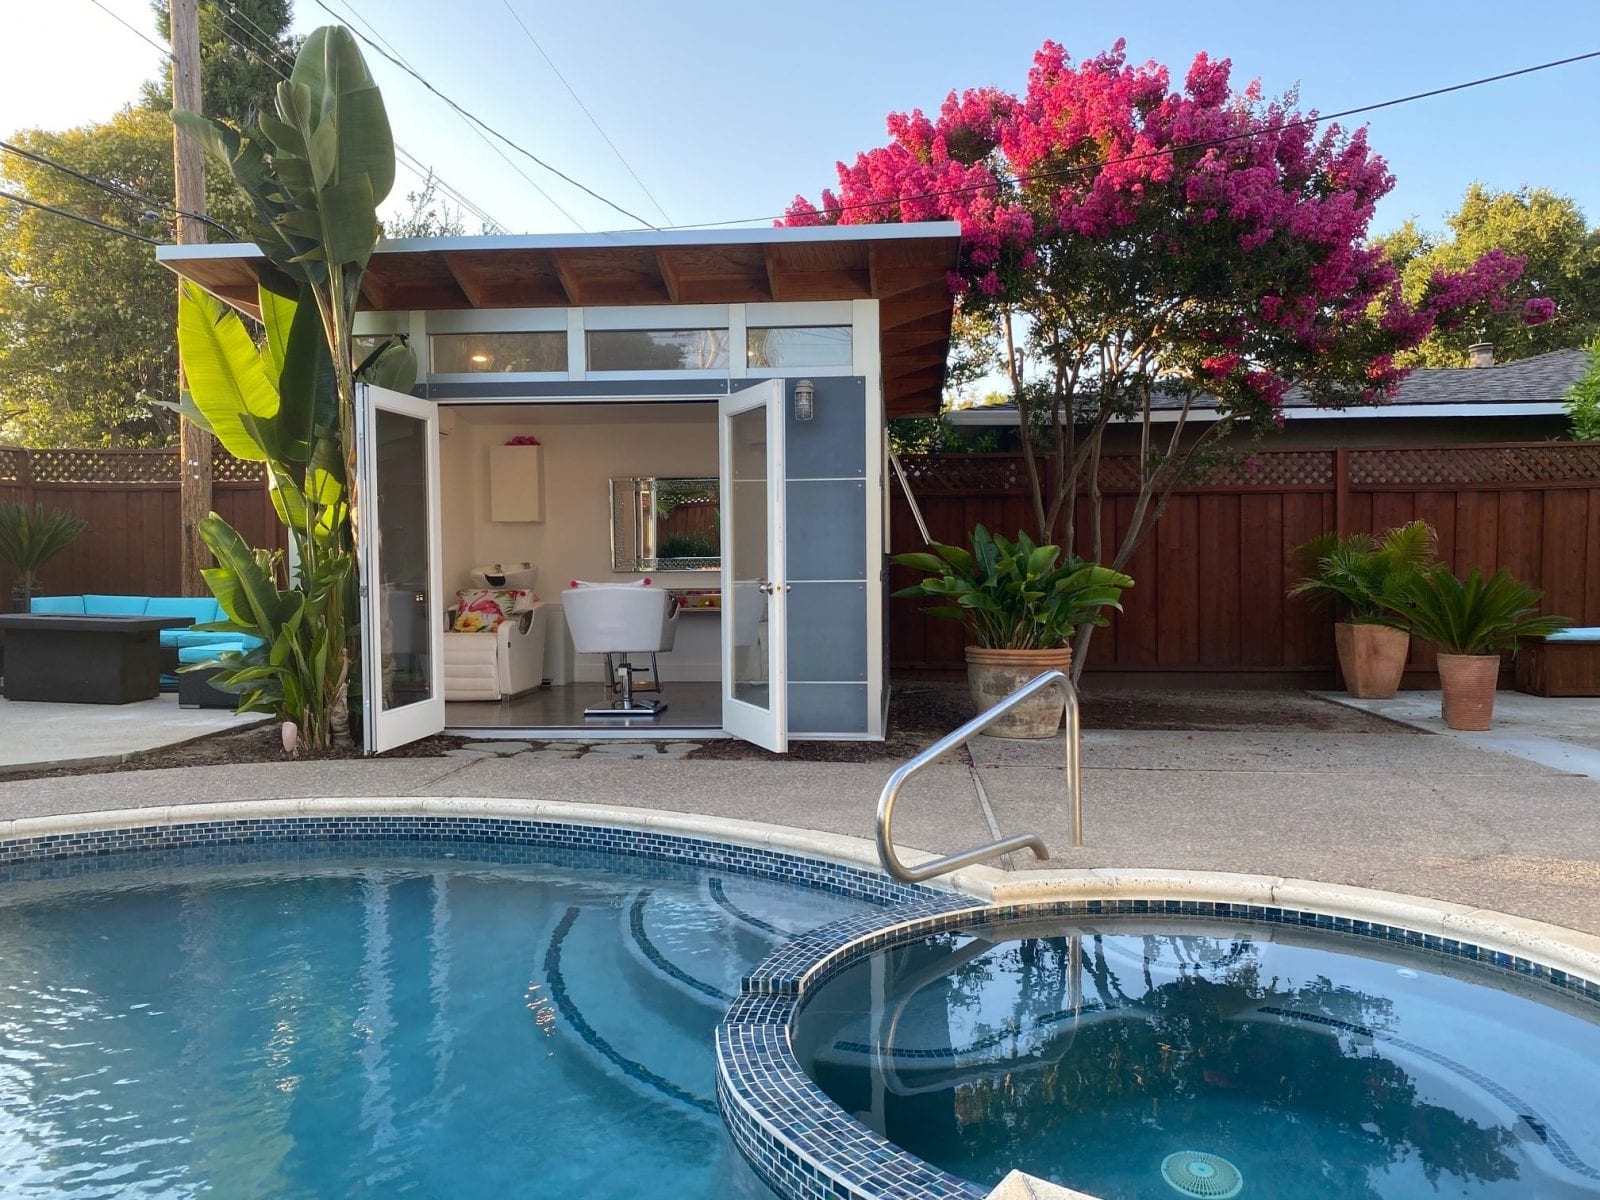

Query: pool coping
left=4, top=797, right=1600, bottom=1200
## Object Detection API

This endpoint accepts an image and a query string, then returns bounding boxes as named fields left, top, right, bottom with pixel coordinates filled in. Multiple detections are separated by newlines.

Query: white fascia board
left=946, top=401, right=1568, bottom=426
left=155, top=221, right=963, bottom=265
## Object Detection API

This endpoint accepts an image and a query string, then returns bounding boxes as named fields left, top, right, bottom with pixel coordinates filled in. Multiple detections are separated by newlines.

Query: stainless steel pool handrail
left=876, top=669, right=1082, bottom=883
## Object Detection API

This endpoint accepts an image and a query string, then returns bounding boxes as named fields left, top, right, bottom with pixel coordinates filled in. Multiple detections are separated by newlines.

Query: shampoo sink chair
left=561, top=583, right=679, bottom=718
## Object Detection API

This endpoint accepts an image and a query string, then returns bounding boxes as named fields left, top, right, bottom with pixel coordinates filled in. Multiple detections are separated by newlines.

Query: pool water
left=794, top=917, right=1600, bottom=1200
left=0, top=843, right=871, bottom=1199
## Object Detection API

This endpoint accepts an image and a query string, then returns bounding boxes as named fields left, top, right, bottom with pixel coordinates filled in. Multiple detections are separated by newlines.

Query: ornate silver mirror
left=609, top=476, right=720, bottom=572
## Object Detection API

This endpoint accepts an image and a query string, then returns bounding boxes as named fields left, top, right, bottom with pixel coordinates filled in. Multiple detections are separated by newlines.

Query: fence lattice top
left=897, top=442, right=1600, bottom=495
left=0, top=446, right=266, bottom=485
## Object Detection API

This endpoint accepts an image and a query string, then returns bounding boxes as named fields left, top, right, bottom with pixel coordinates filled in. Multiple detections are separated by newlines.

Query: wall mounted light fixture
left=793, top=378, right=815, bottom=422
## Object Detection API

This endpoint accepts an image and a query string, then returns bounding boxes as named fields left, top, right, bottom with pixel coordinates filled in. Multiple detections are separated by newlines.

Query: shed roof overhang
left=156, top=223, right=961, bottom=418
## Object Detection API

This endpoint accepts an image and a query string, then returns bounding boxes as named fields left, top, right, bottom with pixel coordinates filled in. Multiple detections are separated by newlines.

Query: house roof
left=156, top=224, right=962, bottom=418
left=949, top=347, right=1590, bottom=425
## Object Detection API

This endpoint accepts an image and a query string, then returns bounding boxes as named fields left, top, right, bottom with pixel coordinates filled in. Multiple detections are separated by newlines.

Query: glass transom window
left=430, top=332, right=566, bottom=373
left=746, top=325, right=852, bottom=369
left=586, top=329, right=729, bottom=371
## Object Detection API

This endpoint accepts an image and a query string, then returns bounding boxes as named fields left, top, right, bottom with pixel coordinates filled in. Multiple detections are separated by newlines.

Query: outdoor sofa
left=29, top=595, right=262, bottom=705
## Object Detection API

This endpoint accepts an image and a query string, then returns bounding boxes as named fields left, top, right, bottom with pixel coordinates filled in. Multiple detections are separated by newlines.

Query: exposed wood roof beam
left=440, top=252, right=491, bottom=307
left=548, top=251, right=582, bottom=305
left=653, top=247, right=682, bottom=304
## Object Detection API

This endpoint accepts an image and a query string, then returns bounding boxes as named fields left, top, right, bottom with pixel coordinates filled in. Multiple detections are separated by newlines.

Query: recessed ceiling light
left=470, top=353, right=490, bottom=364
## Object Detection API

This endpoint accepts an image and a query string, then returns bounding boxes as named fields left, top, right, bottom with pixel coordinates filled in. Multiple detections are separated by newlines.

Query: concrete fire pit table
left=0, top=614, right=194, bottom=704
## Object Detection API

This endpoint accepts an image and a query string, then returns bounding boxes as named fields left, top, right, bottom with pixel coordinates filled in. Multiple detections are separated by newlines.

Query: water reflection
left=801, top=928, right=1546, bottom=1200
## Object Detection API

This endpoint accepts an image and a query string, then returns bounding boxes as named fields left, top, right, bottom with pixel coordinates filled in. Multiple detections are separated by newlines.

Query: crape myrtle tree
left=784, top=41, right=1541, bottom=668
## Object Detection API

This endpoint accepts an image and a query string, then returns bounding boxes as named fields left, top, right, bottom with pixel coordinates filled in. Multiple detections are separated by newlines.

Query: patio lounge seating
left=30, top=595, right=264, bottom=676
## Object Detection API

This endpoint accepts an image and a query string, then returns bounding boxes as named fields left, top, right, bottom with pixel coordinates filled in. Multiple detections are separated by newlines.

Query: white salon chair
left=442, top=563, right=547, bottom=702
left=561, top=584, right=679, bottom=717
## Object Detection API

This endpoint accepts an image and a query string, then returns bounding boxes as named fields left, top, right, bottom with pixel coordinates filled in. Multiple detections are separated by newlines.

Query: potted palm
left=1384, top=565, right=1569, bottom=730
left=894, top=525, right=1133, bottom=738
left=1288, top=520, right=1434, bottom=698
left=0, top=502, right=88, bottom=612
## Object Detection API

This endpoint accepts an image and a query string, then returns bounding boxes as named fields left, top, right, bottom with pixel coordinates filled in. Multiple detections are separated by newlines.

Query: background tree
left=786, top=41, right=1531, bottom=671
left=141, top=0, right=300, bottom=127
left=0, top=107, right=251, bottom=446
left=384, top=170, right=467, bottom=238
left=1377, top=184, right=1600, bottom=365
left=0, top=2, right=296, bottom=448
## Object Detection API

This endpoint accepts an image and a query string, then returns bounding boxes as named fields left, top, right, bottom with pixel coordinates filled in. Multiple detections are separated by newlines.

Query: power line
left=215, top=0, right=510, bottom=233
left=496, top=0, right=672, bottom=225
left=0, top=140, right=241, bottom=239
left=667, top=47, right=1600, bottom=230
left=85, top=0, right=174, bottom=60
left=1, top=189, right=161, bottom=245
left=308, top=0, right=655, bottom=229
left=312, top=0, right=582, bottom=232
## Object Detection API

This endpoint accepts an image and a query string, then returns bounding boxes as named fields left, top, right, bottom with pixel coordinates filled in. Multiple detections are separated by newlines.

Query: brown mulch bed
left=2, top=683, right=1410, bottom=778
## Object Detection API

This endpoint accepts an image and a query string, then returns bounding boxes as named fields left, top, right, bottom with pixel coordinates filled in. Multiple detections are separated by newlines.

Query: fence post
left=1334, top=447, right=1350, bottom=535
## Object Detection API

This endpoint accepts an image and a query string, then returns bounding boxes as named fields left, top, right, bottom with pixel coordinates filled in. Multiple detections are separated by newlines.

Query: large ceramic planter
left=1436, top=652, right=1501, bottom=731
left=965, top=646, right=1072, bottom=739
left=1334, top=622, right=1410, bottom=699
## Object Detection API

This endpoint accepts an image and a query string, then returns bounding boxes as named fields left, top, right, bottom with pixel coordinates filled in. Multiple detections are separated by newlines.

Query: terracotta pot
left=965, top=646, right=1072, bottom=739
left=1334, top=622, right=1410, bottom=699
left=1436, top=653, right=1501, bottom=730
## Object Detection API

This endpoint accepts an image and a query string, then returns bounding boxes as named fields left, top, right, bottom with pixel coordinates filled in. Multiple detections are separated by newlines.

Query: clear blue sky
left=6, top=0, right=1599, bottom=239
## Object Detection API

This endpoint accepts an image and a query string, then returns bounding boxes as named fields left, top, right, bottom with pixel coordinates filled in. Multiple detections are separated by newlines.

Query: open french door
left=357, top=382, right=444, bottom=754
left=719, top=379, right=787, bottom=751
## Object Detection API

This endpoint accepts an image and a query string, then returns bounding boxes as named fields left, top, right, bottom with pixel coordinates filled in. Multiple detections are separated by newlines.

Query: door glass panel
left=728, top=405, right=769, bottom=710
left=374, top=408, right=433, bottom=710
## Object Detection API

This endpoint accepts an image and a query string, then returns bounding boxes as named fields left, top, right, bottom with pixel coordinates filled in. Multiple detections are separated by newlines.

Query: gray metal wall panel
left=787, top=683, right=869, bottom=734
left=786, top=582, right=867, bottom=683
left=786, top=480, right=867, bottom=581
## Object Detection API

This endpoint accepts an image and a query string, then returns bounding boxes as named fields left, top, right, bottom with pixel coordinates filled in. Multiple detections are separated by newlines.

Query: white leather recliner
left=561, top=583, right=679, bottom=717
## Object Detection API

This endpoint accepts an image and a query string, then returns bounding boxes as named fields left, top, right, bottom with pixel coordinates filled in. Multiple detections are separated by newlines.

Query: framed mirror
left=610, top=476, right=720, bottom=572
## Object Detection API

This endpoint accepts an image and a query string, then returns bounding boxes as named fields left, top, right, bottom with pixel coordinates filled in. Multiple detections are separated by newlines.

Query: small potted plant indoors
left=893, top=525, right=1133, bottom=738
left=1288, top=520, right=1434, bottom=699
left=0, top=501, right=88, bottom=612
left=1384, top=564, right=1569, bottom=730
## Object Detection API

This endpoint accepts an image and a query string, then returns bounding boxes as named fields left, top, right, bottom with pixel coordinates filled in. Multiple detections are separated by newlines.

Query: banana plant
left=171, top=25, right=403, bottom=748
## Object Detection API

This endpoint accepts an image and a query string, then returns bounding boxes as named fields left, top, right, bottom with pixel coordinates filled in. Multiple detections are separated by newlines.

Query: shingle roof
left=1147, top=347, right=1589, bottom=411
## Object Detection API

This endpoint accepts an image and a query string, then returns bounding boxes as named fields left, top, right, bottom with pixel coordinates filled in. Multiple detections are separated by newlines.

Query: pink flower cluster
left=1523, top=297, right=1557, bottom=326
left=782, top=39, right=1529, bottom=420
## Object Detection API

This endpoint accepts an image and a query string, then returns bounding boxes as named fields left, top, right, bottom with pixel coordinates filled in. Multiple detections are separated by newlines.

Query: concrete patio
left=0, top=694, right=267, bottom=774
left=1, top=714, right=1596, bottom=937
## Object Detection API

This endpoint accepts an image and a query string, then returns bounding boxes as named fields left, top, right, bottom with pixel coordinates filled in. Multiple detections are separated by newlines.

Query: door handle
left=756, top=582, right=785, bottom=595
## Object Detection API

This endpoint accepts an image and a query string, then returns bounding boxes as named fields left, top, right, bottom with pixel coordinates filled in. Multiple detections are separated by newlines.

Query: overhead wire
left=495, top=0, right=672, bottom=225
left=1, top=189, right=161, bottom=245
left=313, top=0, right=582, bottom=231
left=664, top=48, right=1600, bottom=229
left=213, top=0, right=510, bottom=232
left=84, top=0, right=174, bottom=61
left=0, top=139, right=241, bottom=239
left=308, top=0, right=654, bottom=229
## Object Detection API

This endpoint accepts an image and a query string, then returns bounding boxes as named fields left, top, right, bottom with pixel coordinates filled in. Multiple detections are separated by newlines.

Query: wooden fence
left=0, top=445, right=283, bottom=602
left=889, top=443, right=1600, bottom=682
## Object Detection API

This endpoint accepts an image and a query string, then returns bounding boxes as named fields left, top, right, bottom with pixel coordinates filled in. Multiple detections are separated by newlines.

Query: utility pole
left=171, top=0, right=213, bottom=596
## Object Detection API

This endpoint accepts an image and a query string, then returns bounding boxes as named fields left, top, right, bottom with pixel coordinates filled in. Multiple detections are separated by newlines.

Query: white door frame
left=718, top=379, right=787, bottom=752
left=358, top=382, right=445, bottom=753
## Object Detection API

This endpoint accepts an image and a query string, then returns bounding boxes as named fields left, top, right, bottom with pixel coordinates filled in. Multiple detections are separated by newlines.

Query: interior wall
left=438, top=401, right=720, bottom=681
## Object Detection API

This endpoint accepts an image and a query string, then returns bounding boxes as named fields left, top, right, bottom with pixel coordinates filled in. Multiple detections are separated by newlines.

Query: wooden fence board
left=888, top=444, right=1599, bottom=678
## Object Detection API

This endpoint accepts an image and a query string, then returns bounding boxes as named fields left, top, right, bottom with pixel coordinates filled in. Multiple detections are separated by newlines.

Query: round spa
left=0, top=814, right=891, bottom=1199
left=790, top=910, right=1600, bottom=1200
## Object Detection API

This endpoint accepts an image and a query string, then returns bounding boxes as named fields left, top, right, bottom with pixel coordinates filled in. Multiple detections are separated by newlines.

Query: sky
left=3, top=0, right=1599, bottom=241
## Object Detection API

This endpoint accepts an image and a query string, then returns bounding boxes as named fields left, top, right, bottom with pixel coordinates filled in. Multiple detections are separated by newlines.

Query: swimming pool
left=791, top=913, right=1600, bottom=1200
left=0, top=829, right=880, bottom=1199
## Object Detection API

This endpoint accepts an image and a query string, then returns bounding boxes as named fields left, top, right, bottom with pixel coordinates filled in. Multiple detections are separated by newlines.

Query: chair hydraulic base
left=584, top=657, right=668, bottom=719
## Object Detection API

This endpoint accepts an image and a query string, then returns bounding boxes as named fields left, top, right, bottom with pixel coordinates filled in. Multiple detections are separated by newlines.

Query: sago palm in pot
left=1288, top=520, right=1435, bottom=698
left=0, top=502, right=88, bottom=611
left=1384, top=565, right=1568, bottom=730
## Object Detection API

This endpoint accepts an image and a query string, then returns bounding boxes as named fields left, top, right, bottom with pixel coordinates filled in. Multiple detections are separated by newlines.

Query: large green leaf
left=291, top=26, right=395, bottom=206
left=269, top=281, right=335, bottom=463
left=198, top=515, right=284, bottom=635
left=177, top=282, right=279, bottom=462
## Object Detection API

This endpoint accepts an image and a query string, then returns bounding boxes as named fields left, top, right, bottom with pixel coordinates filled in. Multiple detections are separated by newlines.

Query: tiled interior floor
left=446, top=682, right=721, bottom=733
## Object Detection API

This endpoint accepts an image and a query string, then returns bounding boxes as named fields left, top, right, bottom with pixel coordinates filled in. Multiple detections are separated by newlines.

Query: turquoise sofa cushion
left=29, top=596, right=86, bottom=614
left=178, top=642, right=247, bottom=664
left=83, top=594, right=149, bottom=616
left=1547, top=627, right=1600, bottom=643
left=144, top=597, right=224, bottom=623
left=162, top=629, right=241, bottom=650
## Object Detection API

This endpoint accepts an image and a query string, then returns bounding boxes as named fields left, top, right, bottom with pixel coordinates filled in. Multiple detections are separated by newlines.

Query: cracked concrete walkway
left=1, top=726, right=1596, bottom=935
